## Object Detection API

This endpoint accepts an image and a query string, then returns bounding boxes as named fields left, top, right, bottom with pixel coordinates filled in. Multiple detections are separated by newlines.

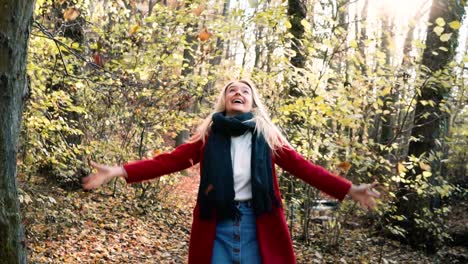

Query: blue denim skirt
left=211, top=201, right=262, bottom=264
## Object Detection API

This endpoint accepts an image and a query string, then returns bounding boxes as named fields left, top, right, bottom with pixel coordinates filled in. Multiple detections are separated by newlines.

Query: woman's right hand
left=82, top=161, right=127, bottom=190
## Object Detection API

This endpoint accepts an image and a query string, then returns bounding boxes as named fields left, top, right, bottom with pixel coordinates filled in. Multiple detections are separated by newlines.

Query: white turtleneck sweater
left=230, top=131, right=253, bottom=201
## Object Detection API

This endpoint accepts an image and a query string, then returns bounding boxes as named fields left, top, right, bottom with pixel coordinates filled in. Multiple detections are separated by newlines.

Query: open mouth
left=232, top=98, right=244, bottom=104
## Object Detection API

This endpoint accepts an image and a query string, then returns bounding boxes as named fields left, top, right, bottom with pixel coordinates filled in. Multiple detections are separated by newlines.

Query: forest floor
left=20, top=168, right=467, bottom=264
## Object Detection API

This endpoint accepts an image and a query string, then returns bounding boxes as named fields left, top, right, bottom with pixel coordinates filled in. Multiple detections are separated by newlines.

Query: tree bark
left=175, top=2, right=198, bottom=147
left=410, top=0, right=464, bottom=158
left=379, top=13, right=396, bottom=145
left=287, top=0, right=307, bottom=96
left=0, top=0, right=35, bottom=263
left=397, top=0, right=465, bottom=250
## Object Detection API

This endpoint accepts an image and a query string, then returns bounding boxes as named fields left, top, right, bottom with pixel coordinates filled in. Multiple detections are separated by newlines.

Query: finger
left=367, top=189, right=381, bottom=198
left=81, top=175, right=91, bottom=184
left=368, top=198, right=376, bottom=209
left=90, top=161, right=105, bottom=170
left=82, top=182, right=92, bottom=190
left=83, top=178, right=100, bottom=190
left=361, top=202, right=369, bottom=211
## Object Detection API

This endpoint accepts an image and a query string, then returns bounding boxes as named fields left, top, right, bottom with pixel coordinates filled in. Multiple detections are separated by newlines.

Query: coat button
left=233, top=248, right=240, bottom=253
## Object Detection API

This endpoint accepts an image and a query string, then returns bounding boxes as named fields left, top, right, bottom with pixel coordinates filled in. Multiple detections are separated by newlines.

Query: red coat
left=124, top=139, right=352, bottom=264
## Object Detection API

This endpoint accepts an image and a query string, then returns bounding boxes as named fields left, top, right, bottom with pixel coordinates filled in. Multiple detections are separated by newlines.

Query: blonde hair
left=189, top=79, right=289, bottom=151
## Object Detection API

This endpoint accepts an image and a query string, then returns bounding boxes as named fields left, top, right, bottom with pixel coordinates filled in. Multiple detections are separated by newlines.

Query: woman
left=82, top=79, right=379, bottom=264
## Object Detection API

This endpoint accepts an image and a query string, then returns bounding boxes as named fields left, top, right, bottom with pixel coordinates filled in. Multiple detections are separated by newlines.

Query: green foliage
left=19, top=0, right=467, bottom=254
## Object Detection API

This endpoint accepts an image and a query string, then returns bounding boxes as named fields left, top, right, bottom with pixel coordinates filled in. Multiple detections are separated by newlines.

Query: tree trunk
left=175, top=10, right=198, bottom=146
left=202, top=0, right=229, bottom=100
left=0, top=0, right=35, bottom=262
left=410, top=0, right=464, bottom=160
left=397, top=0, right=465, bottom=250
left=379, top=13, right=396, bottom=146
left=287, top=0, right=307, bottom=96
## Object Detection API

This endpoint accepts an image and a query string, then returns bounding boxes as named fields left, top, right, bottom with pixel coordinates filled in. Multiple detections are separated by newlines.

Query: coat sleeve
left=274, top=145, right=352, bottom=201
left=123, top=139, right=204, bottom=184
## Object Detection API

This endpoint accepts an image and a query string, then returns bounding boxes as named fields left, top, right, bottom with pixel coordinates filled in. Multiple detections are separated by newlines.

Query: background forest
left=3, top=0, right=468, bottom=263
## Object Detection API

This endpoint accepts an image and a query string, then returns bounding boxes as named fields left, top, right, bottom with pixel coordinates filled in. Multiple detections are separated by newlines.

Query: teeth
left=233, top=99, right=243, bottom=104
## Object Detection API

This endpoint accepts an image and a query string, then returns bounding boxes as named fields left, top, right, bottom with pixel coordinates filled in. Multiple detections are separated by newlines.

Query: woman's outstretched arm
left=82, top=162, right=127, bottom=190
left=82, top=139, right=204, bottom=190
left=274, top=145, right=379, bottom=209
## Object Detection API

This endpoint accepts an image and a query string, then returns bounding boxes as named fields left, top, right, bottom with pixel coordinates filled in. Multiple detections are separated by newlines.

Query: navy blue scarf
left=198, top=112, right=279, bottom=221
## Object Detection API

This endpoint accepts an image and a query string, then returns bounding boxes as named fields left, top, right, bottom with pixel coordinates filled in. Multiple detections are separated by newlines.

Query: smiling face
left=224, top=81, right=254, bottom=117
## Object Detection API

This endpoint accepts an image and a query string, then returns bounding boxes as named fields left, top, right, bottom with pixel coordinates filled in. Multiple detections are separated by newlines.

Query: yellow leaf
left=382, top=87, right=391, bottom=95
left=419, top=162, right=431, bottom=171
left=300, top=19, right=311, bottom=31
left=63, top=7, right=80, bottom=21
left=435, top=17, right=445, bottom=27
left=440, top=33, right=452, bottom=42
left=398, top=163, right=406, bottom=174
left=422, top=171, right=432, bottom=178
left=350, top=39, right=358, bottom=48
left=449, top=20, right=461, bottom=30
left=433, top=26, right=444, bottom=36
left=129, top=24, right=140, bottom=36
left=377, top=98, right=384, bottom=106
left=285, top=20, right=292, bottom=29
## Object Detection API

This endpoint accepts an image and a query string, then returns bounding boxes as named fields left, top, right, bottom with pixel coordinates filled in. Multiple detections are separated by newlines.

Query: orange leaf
left=63, top=7, right=80, bottom=21
left=398, top=162, right=406, bottom=174
left=192, top=5, right=205, bottom=16
left=198, top=28, right=212, bottom=41
left=93, top=51, right=104, bottom=67
left=419, top=162, right=431, bottom=171
left=337, top=161, right=352, bottom=172
left=129, top=24, right=140, bottom=36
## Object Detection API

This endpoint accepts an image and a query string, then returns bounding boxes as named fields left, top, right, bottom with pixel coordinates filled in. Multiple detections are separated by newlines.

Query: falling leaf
left=337, top=161, right=352, bottom=172
left=63, top=7, right=80, bottom=21
left=93, top=51, right=104, bottom=67
left=192, top=4, right=205, bottom=16
left=198, top=28, right=212, bottom=41
left=285, top=20, right=292, bottom=29
left=129, top=24, right=140, bottom=36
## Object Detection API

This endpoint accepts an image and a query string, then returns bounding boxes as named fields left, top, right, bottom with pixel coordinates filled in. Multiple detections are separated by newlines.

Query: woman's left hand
left=348, top=183, right=380, bottom=210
